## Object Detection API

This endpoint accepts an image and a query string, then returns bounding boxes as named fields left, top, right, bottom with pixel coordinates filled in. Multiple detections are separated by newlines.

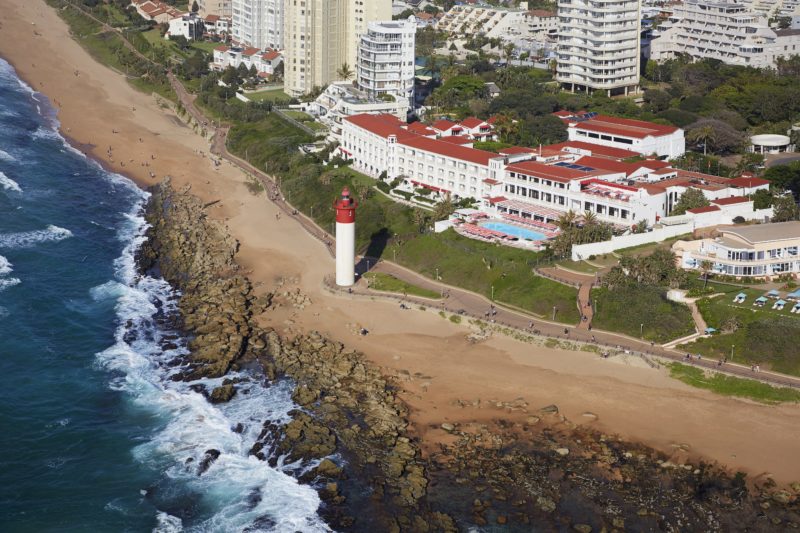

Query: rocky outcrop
left=137, top=180, right=269, bottom=380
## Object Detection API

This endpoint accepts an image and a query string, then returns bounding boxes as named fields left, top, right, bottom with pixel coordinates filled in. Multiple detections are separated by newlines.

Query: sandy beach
left=3, top=0, right=800, bottom=485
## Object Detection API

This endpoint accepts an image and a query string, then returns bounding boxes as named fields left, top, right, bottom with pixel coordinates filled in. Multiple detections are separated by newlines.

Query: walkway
left=538, top=266, right=596, bottom=329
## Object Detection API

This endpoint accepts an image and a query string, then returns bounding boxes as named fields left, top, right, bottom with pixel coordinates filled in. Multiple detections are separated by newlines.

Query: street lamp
left=640, top=323, right=644, bottom=338
left=491, top=285, right=495, bottom=300
left=435, top=267, right=439, bottom=281
left=730, top=344, right=735, bottom=362
left=552, top=306, right=557, bottom=321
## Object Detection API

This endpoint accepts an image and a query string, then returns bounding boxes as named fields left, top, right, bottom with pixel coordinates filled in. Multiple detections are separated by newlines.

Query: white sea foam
left=0, top=277, right=21, bottom=292
left=94, top=201, right=329, bottom=532
left=153, top=512, right=184, bottom=532
left=0, top=255, right=19, bottom=292
left=0, top=225, right=72, bottom=249
left=0, top=171, right=22, bottom=193
left=31, top=126, right=61, bottom=142
left=0, top=149, right=15, bottom=162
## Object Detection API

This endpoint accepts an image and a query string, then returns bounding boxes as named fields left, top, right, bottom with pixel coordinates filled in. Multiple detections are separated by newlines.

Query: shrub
left=393, top=189, right=413, bottom=200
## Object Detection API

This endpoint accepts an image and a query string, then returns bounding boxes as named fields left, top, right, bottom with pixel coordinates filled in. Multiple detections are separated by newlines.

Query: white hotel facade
left=337, top=114, right=768, bottom=228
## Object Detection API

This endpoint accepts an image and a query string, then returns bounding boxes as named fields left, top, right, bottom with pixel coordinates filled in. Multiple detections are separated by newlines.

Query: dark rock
left=209, top=384, right=236, bottom=404
left=197, top=449, right=221, bottom=475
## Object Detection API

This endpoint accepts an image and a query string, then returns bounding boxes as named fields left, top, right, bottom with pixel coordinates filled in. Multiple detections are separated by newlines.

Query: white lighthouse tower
left=334, top=187, right=357, bottom=286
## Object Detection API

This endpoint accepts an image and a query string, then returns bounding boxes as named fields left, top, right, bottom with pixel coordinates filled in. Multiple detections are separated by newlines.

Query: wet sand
left=3, top=0, right=800, bottom=485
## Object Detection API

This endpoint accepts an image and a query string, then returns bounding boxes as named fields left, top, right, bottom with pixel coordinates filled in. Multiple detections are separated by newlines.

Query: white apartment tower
left=556, top=0, right=641, bottom=96
left=357, top=20, right=416, bottom=103
left=650, top=0, right=800, bottom=68
left=197, top=0, right=232, bottom=18
left=284, top=0, right=392, bottom=97
left=231, top=0, right=283, bottom=50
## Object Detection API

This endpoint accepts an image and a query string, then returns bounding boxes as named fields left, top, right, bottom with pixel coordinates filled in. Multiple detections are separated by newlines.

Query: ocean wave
left=0, top=171, right=22, bottom=193
left=0, top=277, right=21, bottom=292
left=0, top=255, right=11, bottom=276
left=0, top=225, right=73, bottom=249
left=31, top=126, right=61, bottom=142
left=0, top=149, right=15, bottom=162
left=95, top=199, right=328, bottom=532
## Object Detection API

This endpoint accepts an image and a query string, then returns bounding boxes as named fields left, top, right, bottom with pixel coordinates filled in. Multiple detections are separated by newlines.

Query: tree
left=671, top=188, right=710, bottom=215
left=336, top=63, right=354, bottom=81
left=751, top=188, right=773, bottom=209
left=503, top=43, right=515, bottom=67
left=412, top=209, right=429, bottom=233
left=764, top=161, right=800, bottom=198
left=191, top=0, right=199, bottom=13
left=632, top=219, right=648, bottom=234
left=432, top=196, right=454, bottom=221
left=699, top=259, right=714, bottom=289
left=772, top=194, right=800, bottom=222
left=687, top=125, right=716, bottom=156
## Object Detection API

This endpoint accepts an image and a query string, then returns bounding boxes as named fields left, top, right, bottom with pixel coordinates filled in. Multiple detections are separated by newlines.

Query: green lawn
left=389, top=230, right=580, bottom=323
left=282, top=110, right=325, bottom=130
left=191, top=40, right=221, bottom=54
left=616, top=234, right=694, bottom=257
left=247, top=88, right=293, bottom=104
left=364, top=272, right=440, bottom=299
left=679, top=289, right=800, bottom=375
left=591, top=285, right=695, bottom=343
left=669, top=363, right=800, bottom=404
left=556, top=260, right=602, bottom=275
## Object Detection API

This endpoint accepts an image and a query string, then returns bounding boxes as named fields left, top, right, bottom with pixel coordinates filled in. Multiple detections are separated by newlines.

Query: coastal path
left=537, top=266, right=596, bottom=330
left=157, top=61, right=800, bottom=393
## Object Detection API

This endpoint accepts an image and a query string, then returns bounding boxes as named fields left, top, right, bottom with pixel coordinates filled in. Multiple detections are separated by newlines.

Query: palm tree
left=687, top=125, right=716, bottom=156
left=582, top=210, right=598, bottom=227
left=699, top=259, right=714, bottom=289
left=503, top=43, right=516, bottom=67
left=336, top=63, right=354, bottom=81
left=425, top=53, right=440, bottom=77
left=556, top=210, right=578, bottom=232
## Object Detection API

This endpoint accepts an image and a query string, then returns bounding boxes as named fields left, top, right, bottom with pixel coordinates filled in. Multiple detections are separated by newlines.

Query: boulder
left=209, top=383, right=236, bottom=404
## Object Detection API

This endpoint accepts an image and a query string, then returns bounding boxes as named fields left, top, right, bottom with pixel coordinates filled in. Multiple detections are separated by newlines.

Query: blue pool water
left=480, top=221, right=547, bottom=241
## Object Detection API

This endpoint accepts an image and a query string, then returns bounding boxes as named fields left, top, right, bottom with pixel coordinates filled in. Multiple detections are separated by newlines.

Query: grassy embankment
left=364, top=273, right=441, bottom=299
left=227, top=117, right=581, bottom=324
left=669, top=363, right=800, bottom=404
left=679, top=287, right=800, bottom=376
left=591, top=286, right=695, bottom=343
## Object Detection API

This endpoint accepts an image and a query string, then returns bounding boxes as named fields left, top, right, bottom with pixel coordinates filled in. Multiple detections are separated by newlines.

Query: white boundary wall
left=571, top=223, right=694, bottom=260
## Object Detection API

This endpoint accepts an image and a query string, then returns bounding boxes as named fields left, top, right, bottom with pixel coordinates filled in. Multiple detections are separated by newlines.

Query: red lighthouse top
left=333, top=187, right=358, bottom=224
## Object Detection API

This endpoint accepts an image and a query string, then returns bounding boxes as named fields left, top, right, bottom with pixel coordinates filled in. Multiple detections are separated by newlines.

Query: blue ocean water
left=0, top=58, right=327, bottom=532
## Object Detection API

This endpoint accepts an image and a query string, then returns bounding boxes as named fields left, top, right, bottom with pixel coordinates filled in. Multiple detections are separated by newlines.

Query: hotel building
left=556, top=0, right=641, bottom=96
left=231, top=0, right=283, bottom=50
left=337, top=114, right=766, bottom=228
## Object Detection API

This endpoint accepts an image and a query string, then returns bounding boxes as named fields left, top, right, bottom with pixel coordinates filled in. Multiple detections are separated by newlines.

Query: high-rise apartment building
left=556, top=0, right=641, bottom=96
left=284, top=0, right=392, bottom=97
left=650, top=0, right=800, bottom=68
left=197, top=0, right=232, bottom=18
left=357, top=20, right=416, bottom=103
left=231, top=0, right=283, bottom=50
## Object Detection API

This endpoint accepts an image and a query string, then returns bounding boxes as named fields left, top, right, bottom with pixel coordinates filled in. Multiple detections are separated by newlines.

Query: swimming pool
left=480, top=221, right=547, bottom=241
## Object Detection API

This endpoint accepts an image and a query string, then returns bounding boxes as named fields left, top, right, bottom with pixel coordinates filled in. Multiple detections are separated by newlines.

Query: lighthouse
left=334, top=187, right=357, bottom=286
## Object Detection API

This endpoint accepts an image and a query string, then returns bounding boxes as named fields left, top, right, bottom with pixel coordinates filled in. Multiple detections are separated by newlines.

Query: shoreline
left=3, top=0, right=800, bottom=491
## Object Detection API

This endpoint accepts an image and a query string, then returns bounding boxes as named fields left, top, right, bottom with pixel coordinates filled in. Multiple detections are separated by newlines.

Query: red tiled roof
left=399, top=136, right=497, bottom=166
left=439, top=136, right=473, bottom=146
left=712, top=196, right=750, bottom=206
left=573, top=156, right=640, bottom=176
left=483, top=178, right=501, bottom=185
left=243, top=47, right=260, bottom=56
left=432, top=119, right=458, bottom=131
left=488, top=196, right=507, bottom=204
left=214, top=45, right=229, bottom=52
left=506, top=160, right=601, bottom=183
left=546, top=140, right=641, bottom=160
left=727, top=176, right=770, bottom=188
left=552, top=110, right=574, bottom=118
left=499, top=146, right=536, bottom=155
left=262, top=50, right=280, bottom=60
left=572, top=115, right=679, bottom=139
left=687, top=205, right=721, bottom=214
left=460, top=117, right=485, bottom=129
left=406, top=122, right=436, bottom=136
left=205, top=14, right=220, bottom=22
left=344, top=113, right=416, bottom=140
left=527, top=9, right=556, bottom=17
